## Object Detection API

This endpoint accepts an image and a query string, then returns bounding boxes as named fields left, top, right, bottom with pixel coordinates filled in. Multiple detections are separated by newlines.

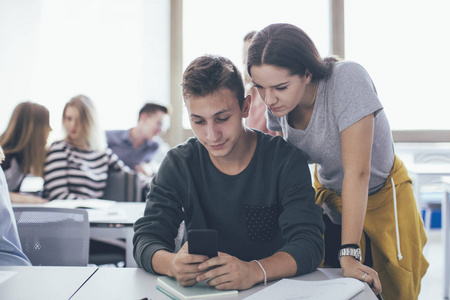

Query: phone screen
left=187, top=229, right=218, bottom=258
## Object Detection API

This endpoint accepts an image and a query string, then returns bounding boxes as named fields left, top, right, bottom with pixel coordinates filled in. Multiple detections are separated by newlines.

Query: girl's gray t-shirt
left=267, top=61, right=394, bottom=196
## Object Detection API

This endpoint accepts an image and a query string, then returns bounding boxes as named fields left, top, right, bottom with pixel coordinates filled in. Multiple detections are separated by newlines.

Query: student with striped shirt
left=43, top=95, right=132, bottom=200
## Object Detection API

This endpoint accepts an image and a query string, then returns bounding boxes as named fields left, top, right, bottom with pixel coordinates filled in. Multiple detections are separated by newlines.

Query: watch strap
left=338, top=247, right=362, bottom=262
left=340, top=243, right=359, bottom=250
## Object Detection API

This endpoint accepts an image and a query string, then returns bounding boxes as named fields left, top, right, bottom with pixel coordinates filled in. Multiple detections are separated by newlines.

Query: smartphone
left=187, top=229, right=218, bottom=258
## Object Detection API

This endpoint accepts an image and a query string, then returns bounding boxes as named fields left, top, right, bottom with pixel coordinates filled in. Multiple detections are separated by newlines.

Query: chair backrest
left=103, top=171, right=143, bottom=202
left=13, top=207, right=89, bottom=266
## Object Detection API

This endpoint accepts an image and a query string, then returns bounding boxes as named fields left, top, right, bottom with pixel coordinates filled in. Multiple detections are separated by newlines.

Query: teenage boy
left=133, top=55, right=324, bottom=290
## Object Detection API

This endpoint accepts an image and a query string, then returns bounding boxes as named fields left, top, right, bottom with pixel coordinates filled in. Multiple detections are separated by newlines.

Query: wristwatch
left=338, top=247, right=362, bottom=262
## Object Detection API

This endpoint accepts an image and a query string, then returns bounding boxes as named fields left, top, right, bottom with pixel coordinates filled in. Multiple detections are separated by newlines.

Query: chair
left=13, top=207, right=89, bottom=266
left=103, top=170, right=145, bottom=202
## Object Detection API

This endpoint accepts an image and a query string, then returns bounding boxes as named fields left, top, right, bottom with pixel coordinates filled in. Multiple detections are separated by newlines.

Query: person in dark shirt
left=133, top=55, right=324, bottom=291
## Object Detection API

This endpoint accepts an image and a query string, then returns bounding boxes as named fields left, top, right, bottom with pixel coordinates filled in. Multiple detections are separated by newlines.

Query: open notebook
left=156, top=276, right=238, bottom=299
left=243, top=277, right=365, bottom=300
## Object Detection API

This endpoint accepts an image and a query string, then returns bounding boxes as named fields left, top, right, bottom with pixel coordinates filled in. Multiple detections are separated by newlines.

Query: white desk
left=407, top=167, right=450, bottom=300
left=0, top=266, right=377, bottom=300
left=408, top=164, right=450, bottom=201
left=0, top=266, right=97, bottom=300
left=71, top=267, right=377, bottom=300
left=408, top=164, right=450, bottom=233
left=88, top=202, right=146, bottom=267
left=13, top=201, right=147, bottom=267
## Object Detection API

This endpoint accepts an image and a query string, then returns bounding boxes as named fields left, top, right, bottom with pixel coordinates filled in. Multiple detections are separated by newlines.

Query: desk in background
left=14, top=200, right=147, bottom=267
left=0, top=266, right=377, bottom=300
left=442, top=178, right=450, bottom=299
left=88, top=202, right=146, bottom=267
left=407, top=164, right=450, bottom=233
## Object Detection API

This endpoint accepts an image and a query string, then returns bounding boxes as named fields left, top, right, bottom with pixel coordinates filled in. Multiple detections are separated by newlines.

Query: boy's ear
left=242, top=95, right=252, bottom=118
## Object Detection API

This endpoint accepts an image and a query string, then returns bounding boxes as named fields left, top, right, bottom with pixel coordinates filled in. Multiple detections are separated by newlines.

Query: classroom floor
left=419, top=229, right=445, bottom=300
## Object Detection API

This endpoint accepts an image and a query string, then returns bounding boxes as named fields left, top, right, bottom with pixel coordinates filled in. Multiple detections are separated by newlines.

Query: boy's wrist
left=252, top=260, right=267, bottom=286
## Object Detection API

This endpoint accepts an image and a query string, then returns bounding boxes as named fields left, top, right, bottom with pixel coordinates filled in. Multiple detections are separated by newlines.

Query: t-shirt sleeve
left=330, top=62, right=384, bottom=132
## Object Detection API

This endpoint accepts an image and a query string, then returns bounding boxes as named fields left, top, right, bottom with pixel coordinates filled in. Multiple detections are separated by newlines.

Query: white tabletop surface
left=72, top=267, right=377, bottom=300
left=0, top=266, right=97, bottom=300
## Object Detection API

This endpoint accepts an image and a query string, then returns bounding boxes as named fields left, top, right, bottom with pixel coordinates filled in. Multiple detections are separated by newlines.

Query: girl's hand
left=340, top=256, right=382, bottom=295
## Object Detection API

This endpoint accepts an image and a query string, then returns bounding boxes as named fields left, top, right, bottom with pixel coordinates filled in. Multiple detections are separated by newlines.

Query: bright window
left=345, top=0, right=450, bottom=130
left=0, top=0, right=170, bottom=138
left=182, top=0, right=330, bottom=128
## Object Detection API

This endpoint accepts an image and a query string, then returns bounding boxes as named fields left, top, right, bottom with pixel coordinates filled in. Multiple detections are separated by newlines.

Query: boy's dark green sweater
left=133, top=131, right=324, bottom=276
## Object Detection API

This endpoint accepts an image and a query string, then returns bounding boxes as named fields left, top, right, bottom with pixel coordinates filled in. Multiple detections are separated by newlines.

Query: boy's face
left=185, top=88, right=250, bottom=160
left=140, top=110, right=165, bottom=139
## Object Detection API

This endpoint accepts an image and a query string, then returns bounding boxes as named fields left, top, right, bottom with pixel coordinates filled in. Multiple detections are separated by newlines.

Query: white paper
left=44, top=199, right=116, bottom=209
left=243, top=277, right=365, bottom=300
left=19, top=175, right=44, bottom=193
left=86, top=208, right=128, bottom=222
left=0, top=271, right=16, bottom=284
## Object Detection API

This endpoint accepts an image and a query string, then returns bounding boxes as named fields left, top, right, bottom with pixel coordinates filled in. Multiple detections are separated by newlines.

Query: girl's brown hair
left=0, top=102, right=50, bottom=176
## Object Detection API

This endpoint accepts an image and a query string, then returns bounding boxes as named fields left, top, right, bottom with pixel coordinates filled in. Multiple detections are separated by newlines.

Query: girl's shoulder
left=47, top=140, right=79, bottom=155
left=330, top=61, right=370, bottom=80
left=48, top=140, right=68, bottom=149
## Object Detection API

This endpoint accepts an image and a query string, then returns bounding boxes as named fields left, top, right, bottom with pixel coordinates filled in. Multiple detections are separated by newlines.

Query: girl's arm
left=340, top=113, right=382, bottom=294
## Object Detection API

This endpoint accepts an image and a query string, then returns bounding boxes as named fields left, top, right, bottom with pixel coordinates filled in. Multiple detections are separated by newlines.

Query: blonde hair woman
left=0, top=102, right=51, bottom=203
left=43, top=95, right=131, bottom=200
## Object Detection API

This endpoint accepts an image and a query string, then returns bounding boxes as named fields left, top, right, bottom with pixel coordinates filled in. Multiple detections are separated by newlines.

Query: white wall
left=0, top=0, right=170, bottom=141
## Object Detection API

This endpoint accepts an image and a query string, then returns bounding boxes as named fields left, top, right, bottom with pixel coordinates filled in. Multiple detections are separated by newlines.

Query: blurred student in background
left=106, top=102, right=170, bottom=177
left=0, top=145, right=31, bottom=266
left=43, top=95, right=132, bottom=200
left=242, top=31, right=275, bottom=136
left=0, top=102, right=50, bottom=203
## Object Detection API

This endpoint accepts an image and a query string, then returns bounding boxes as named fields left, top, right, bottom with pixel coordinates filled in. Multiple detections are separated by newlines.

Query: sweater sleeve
left=43, top=142, right=74, bottom=200
left=133, top=151, right=186, bottom=274
left=105, top=148, right=134, bottom=174
left=277, top=149, right=325, bottom=276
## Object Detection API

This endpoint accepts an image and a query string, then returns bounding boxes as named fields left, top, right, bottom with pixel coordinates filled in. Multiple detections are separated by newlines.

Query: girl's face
left=250, top=64, right=311, bottom=117
left=63, top=106, right=83, bottom=143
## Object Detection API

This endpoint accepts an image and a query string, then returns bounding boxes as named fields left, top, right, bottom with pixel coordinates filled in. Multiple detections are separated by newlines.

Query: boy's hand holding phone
left=166, top=229, right=218, bottom=287
left=168, top=242, right=209, bottom=287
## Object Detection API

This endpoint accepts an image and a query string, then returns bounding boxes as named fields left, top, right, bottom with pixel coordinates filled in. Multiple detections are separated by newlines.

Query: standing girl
left=247, top=23, right=427, bottom=300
